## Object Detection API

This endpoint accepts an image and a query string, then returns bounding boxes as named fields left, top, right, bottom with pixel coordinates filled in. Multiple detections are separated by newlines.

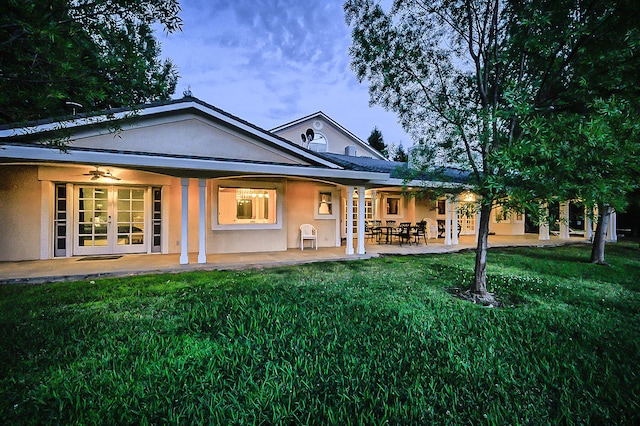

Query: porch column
left=444, top=197, right=452, bottom=245
left=586, top=206, right=594, bottom=241
left=198, top=179, right=207, bottom=264
left=371, top=190, right=377, bottom=220
left=606, top=209, right=618, bottom=242
left=452, top=197, right=459, bottom=245
left=346, top=186, right=354, bottom=255
left=180, top=178, right=190, bottom=265
left=538, top=203, right=550, bottom=240
left=475, top=205, right=481, bottom=244
left=559, top=202, right=570, bottom=239
left=357, top=186, right=366, bottom=254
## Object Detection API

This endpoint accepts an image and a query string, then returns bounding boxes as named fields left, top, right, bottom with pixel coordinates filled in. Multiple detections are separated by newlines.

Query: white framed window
left=384, top=195, right=403, bottom=217
left=315, top=188, right=338, bottom=219
left=308, top=132, right=328, bottom=152
left=364, top=198, right=373, bottom=220
left=213, top=181, right=283, bottom=230
left=514, top=211, right=524, bottom=223
left=493, top=206, right=510, bottom=223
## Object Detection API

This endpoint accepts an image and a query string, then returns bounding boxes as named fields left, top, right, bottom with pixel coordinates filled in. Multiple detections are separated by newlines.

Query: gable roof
left=270, top=111, right=388, bottom=160
left=0, top=97, right=341, bottom=170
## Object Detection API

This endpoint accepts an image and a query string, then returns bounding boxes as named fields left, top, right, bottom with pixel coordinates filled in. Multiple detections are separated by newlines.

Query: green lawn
left=1, top=243, right=639, bottom=424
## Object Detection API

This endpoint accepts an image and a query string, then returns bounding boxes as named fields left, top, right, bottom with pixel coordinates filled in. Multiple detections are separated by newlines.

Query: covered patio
left=0, top=234, right=589, bottom=285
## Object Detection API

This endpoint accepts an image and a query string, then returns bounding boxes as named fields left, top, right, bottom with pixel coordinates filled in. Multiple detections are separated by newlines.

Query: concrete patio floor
left=0, top=235, right=588, bottom=285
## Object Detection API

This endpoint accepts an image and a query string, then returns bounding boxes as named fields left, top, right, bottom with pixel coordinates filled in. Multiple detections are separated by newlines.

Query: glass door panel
left=458, top=202, right=476, bottom=235
left=116, top=188, right=145, bottom=248
left=75, top=186, right=111, bottom=255
left=74, top=186, right=148, bottom=255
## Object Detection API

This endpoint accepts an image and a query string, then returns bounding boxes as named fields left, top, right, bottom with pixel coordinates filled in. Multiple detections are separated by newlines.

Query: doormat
left=77, top=255, right=122, bottom=261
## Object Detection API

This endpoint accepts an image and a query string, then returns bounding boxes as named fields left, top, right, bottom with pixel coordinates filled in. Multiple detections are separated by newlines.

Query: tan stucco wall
left=70, top=114, right=308, bottom=165
left=286, top=181, right=338, bottom=248
left=0, top=166, right=42, bottom=261
left=206, top=178, right=288, bottom=254
left=490, top=220, right=525, bottom=235
left=274, top=117, right=382, bottom=158
left=414, top=197, right=437, bottom=223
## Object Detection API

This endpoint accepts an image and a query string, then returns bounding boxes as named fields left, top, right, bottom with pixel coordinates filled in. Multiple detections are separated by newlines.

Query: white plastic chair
left=299, top=224, right=318, bottom=250
left=424, top=218, right=438, bottom=239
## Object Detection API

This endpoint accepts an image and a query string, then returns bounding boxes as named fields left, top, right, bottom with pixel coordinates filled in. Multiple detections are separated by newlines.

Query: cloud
left=158, top=0, right=412, bottom=145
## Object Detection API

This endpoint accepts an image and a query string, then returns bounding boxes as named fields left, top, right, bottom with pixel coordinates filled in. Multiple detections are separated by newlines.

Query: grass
left=1, top=242, right=639, bottom=424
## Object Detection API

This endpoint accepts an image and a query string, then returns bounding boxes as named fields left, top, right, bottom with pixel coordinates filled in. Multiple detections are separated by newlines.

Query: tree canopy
left=345, top=0, right=640, bottom=294
left=0, top=0, right=182, bottom=124
left=503, top=0, right=640, bottom=263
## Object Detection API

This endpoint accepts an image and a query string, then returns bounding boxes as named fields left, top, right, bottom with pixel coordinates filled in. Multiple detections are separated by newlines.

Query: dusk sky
left=157, top=0, right=412, bottom=148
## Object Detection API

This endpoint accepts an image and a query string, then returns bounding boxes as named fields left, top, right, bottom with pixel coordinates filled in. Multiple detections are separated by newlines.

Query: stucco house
left=0, top=97, right=616, bottom=264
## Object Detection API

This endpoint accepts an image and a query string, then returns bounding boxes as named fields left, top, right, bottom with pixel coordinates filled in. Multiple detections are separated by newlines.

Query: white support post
left=452, top=198, right=459, bottom=245
left=371, top=189, right=377, bottom=220
left=444, top=197, right=452, bottom=245
left=357, top=186, right=366, bottom=254
left=559, top=202, right=570, bottom=239
left=198, top=179, right=207, bottom=264
left=539, top=203, right=550, bottom=240
left=606, top=210, right=617, bottom=242
left=180, top=178, right=190, bottom=265
left=346, top=186, right=354, bottom=255
left=586, top=206, right=594, bottom=241
left=475, top=206, right=481, bottom=244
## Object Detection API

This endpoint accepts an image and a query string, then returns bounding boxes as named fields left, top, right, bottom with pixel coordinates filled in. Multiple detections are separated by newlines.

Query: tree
left=345, top=0, right=519, bottom=300
left=0, top=0, right=182, bottom=125
left=345, top=0, right=639, bottom=297
left=393, top=143, right=408, bottom=162
left=504, top=0, right=640, bottom=264
left=367, top=126, right=388, bottom=157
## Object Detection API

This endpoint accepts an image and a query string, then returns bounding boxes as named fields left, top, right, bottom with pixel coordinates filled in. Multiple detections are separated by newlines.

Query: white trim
left=66, top=183, right=74, bottom=257
left=383, top=193, right=404, bottom=219
left=314, top=187, right=338, bottom=220
left=145, top=186, right=152, bottom=254
left=271, top=111, right=387, bottom=160
left=211, top=180, right=284, bottom=231
left=1, top=144, right=385, bottom=182
left=161, top=186, right=169, bottom=254
left=1, top=101, right=341, bottom=169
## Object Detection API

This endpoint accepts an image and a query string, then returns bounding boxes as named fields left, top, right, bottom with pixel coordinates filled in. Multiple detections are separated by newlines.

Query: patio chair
left=413, top=221, right=428, bottom=245
left=424, top=218, right=438, bottom=239
left=394, top=222, right=412, bottom=245
left=365, top=221, right=382, bottom=242
left=299, top=224, right=317, bottom=250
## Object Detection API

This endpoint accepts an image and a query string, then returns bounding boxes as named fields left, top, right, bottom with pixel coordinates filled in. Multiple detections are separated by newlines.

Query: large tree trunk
left=473, top=202, right=493, bottom=295
left=590, top=204, right=611, bottom=265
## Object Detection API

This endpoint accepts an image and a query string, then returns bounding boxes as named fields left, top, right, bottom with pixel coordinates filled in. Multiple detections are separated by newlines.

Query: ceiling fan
left=83, top=166, right=121, bottom=180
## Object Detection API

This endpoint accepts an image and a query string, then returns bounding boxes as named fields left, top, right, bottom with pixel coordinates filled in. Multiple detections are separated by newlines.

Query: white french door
left=74, top=186, right=148, bottom=255
left=457, top=202, right=476, bottom=235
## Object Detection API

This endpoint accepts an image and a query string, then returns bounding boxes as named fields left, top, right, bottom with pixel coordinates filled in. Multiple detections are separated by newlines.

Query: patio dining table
left=374, top=225, right=396, bottom=244
left=374, top=225, right=415, bottom=245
